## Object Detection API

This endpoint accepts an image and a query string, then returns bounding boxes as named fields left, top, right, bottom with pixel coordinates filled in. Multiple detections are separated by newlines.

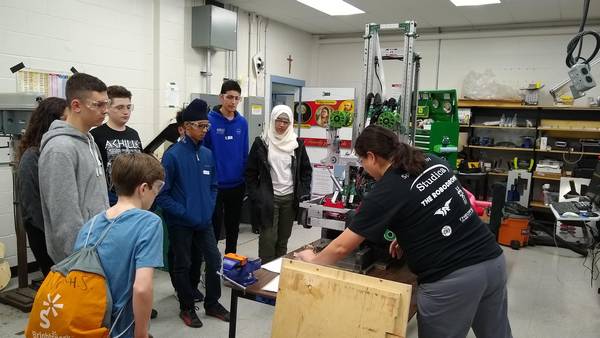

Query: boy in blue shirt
left=204, top=80, right=249, bottom=253
left=156, top=99, right=230, bottom=328
left=73, top=152, right=165, bottom=338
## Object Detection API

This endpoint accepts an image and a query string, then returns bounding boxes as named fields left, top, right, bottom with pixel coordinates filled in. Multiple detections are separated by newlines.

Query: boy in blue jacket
left=156, top=99, right=230, bottom=328
left=204, top=80, right=249, bottom=253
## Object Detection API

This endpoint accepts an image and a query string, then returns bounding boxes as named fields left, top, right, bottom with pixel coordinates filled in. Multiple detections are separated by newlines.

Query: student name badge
left=203, top=170, right=210, bottom=175
left=225, top=135, right=234, bottom=141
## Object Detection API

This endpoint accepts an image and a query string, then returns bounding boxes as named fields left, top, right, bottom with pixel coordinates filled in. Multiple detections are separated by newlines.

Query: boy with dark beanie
left=156, top=99, right=230, bottom=328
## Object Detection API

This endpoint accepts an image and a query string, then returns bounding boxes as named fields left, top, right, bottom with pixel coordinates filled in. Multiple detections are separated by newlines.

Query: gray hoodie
left=39, top=120, right=109, bottom=262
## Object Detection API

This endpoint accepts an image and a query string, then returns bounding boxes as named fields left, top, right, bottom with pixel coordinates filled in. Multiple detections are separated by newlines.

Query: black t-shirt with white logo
left=348, top=155, right=502, bottom=283
left=91, top=124, right=142, bottom=189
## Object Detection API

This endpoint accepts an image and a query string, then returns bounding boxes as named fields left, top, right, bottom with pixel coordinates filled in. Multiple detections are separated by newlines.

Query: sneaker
left=179, top=307, right=203, bottom=328
left=205, top=303, right=230, bottom=322
left=193, top=288, right=205, bottom=303
left=151, top=308, right=158, bottom=319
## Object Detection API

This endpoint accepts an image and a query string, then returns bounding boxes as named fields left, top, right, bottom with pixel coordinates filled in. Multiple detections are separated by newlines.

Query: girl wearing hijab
left=246, top=105, right=312, bottom=262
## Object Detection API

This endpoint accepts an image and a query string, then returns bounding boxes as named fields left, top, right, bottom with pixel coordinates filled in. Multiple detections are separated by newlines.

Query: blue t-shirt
left=73, top=208, right=163, bottom=338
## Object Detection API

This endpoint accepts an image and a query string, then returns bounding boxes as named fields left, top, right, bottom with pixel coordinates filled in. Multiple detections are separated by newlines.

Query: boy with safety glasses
left=91, top=85, right=143, bottom=206
left=39, top=72, right=110, bottom=262
left=156, top=99, right=230, bottom=328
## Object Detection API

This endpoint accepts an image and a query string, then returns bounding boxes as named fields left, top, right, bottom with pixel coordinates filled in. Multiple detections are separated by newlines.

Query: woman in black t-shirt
left=296, top=125, right=512, bottom=338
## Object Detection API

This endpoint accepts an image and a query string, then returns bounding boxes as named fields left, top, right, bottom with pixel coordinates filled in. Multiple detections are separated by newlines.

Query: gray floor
left=1, top=224, right=600, bottom=338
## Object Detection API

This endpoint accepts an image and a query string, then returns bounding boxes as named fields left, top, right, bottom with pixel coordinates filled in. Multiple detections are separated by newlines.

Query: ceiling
left=221, top=0, right=600, bottom=35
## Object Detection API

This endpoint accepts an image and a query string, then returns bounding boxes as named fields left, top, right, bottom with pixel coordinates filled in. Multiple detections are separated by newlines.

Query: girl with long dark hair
left=17, top=97, right=67, bottom=276
left=296, top=125, right=512, bottom=338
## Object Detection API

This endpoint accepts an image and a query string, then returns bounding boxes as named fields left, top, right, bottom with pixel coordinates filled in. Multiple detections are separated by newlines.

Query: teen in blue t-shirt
left=74, top=153, right=165, bottom=338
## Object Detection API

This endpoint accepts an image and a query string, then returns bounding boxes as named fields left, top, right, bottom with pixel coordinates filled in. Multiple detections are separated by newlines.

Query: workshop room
left=1, top=0, right=600, bottom=337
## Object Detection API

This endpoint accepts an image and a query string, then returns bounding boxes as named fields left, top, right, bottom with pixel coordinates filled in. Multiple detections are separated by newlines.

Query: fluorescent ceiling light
left=450, top=0, right=501, bottom=6
left=297, top=0, right=365, bottom=16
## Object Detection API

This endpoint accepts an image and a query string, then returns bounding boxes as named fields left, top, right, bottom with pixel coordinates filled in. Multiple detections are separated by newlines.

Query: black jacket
left=245, top=137, right=312, bottom=228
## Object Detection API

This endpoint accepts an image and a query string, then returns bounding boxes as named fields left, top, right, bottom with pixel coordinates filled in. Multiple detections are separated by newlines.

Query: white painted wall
left=0, top=0, right=315, bottom=267
left=313, top=26, right=600, bottom=105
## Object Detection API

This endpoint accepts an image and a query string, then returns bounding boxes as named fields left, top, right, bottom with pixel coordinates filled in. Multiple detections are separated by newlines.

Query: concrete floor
left=1, top=224, right=600, bottom=338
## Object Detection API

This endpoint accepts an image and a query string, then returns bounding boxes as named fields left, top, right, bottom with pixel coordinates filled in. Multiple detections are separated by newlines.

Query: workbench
left=225, top=241, right=418, bottom=338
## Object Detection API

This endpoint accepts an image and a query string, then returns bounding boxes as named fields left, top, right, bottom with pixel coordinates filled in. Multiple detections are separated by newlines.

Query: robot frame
left=298, top=21, right=460, bottom=273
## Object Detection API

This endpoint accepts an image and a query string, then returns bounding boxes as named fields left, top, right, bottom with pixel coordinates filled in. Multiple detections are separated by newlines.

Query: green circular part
left=384, top=229, right=396, bottom=241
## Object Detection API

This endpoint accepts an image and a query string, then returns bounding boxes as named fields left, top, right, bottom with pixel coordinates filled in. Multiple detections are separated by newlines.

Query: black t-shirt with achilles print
left=348, top=155, right=502, bottom=284
left=91, top=124, right=142, bottom=189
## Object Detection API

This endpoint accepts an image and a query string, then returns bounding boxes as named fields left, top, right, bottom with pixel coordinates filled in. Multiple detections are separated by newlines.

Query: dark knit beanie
left=182, top=99, right=209, bottom=121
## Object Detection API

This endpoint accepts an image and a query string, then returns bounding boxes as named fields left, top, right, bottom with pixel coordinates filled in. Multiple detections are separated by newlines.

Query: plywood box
left=272, top=259, right=412, bottom=338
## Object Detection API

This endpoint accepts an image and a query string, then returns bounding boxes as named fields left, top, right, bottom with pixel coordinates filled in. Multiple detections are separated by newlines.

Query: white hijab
left=263, top=105, right=298, bottom=154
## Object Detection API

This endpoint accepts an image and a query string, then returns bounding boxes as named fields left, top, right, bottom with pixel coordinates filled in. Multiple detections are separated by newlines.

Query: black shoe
left=179, top=307, right=203, bottom=328
left=193, top=288, right=205, bottom=303
left=205, top=303, right=230, bottom=322
left=151, top=308, right=158, bottom=319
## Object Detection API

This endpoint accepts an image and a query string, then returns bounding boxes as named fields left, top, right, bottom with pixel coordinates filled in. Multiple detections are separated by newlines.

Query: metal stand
left=0, top=138, right=36, bottom=312
left=353, top=21, right=420, bottom=145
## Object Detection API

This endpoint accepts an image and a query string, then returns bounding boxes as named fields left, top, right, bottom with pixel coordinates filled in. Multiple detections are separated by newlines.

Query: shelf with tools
left=458, top=101, right=600, bottom=212
left=465, top=145, right=534, bottom=152
left=532, top=175, right=562, bottom=181
left=469, top=125, right=537, bottom=130
left=535, top=149, right=600, bottom=156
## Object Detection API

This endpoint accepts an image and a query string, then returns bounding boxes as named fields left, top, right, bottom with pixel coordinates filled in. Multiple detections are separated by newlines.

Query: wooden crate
left=272, top=259, right=412, bottom=338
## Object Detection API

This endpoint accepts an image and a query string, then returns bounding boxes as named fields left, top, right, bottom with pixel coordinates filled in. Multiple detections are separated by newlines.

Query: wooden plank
left=272, top=259, right=412, bottom=338
left=458, top=99, right=524, bottom=108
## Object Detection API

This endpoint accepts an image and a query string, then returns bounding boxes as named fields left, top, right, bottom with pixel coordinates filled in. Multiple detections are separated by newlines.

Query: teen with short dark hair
left=91, top=85, right=142, bottom=206
left=204, top=80, right=249, bottom=253
left=39, top=73, right=110, bottom=262
left=73, top=152, right=165, bottom=338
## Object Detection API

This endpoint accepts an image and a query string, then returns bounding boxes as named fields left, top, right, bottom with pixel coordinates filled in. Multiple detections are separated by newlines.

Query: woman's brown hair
left=17, top=97, right=67, bottom=161
left=354, top=125, right=426, bottom=176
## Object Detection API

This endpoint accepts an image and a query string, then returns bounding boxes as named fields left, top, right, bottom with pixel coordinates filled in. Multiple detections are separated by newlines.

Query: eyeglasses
left=188, top=122, right=211, bottom=130
left=86, top=99, right=111, bottom=111
left=275, top=119, right=290, bottom=126
left=112, top=103, right=134, bottom=112
left=223, top=94, right=241, bottom=102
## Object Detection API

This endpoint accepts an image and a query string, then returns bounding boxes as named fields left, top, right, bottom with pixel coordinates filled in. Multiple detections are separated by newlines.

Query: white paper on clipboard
left=311, top=163, right=334, bottom=197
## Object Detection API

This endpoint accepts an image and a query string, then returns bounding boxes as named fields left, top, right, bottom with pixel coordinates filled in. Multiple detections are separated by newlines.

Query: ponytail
left=355, top=125, right=426, bottom=176
left=391, top=142, right=426, bottom=176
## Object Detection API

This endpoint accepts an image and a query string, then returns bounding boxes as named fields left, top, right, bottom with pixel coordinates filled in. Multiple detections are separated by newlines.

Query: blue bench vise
left=222, top=253, right=261, bottom=287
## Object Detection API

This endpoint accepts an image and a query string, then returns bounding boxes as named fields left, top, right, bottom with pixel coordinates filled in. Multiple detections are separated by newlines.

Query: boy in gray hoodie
left=39, top=73, right=110, bottom=262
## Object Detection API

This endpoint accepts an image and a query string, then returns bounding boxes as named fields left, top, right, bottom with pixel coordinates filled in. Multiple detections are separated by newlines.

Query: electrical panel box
left=0, top=92, right=40, bottom=135
left=190, top=93, right=221, bottom=110
left=243, top=97, right=265, bottom=144
left=192, top=5, right=237, bottom=51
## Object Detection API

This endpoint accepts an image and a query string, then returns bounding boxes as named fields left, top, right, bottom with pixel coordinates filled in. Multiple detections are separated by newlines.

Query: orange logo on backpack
left=26, top=270, right=110, bottom=338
